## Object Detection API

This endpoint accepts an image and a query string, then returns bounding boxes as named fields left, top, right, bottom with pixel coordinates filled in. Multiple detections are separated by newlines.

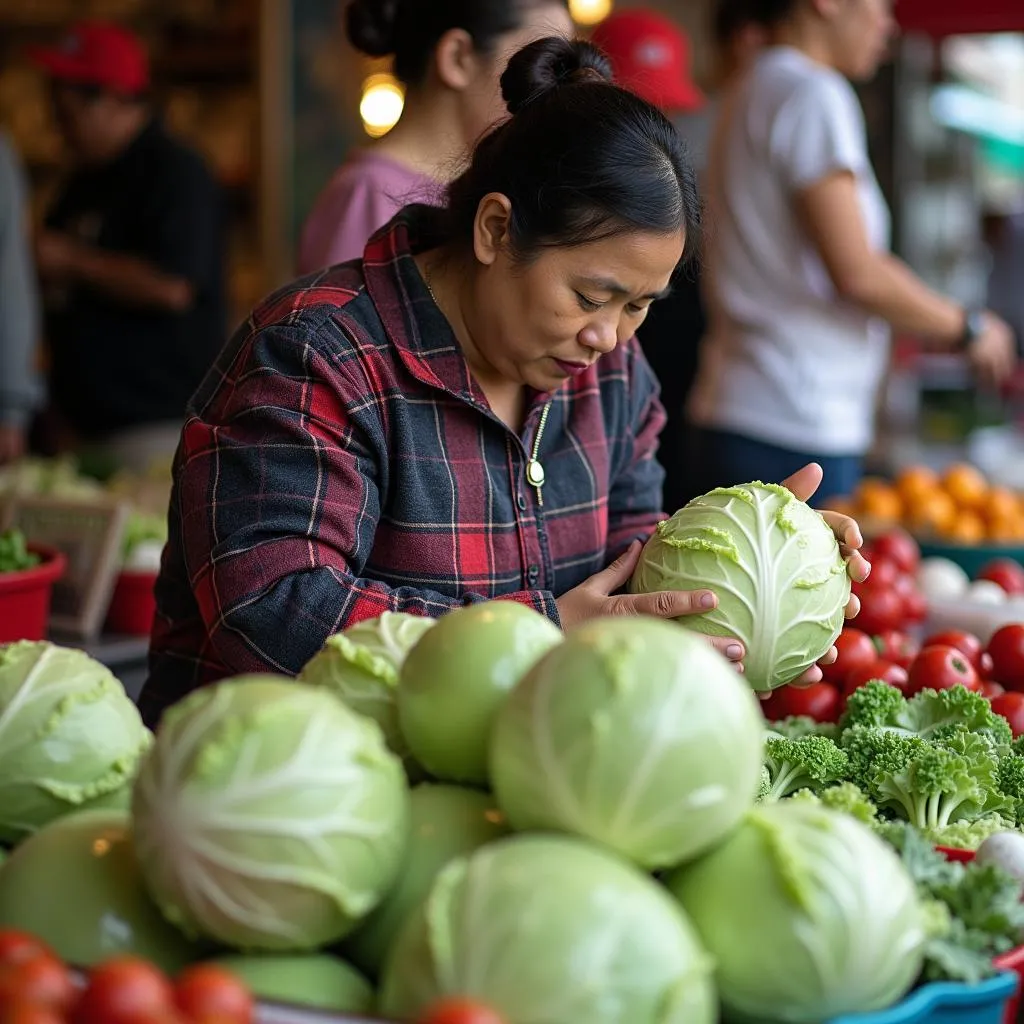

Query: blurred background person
left=29, top=21, right=226, bottom=475
left=0, top=129, right=42, bottom=466
left=591, top=4, right=763, bottom=511
left=687, top=0, right=1017, bottom=505
left=298, top=0, right=574, bottom=273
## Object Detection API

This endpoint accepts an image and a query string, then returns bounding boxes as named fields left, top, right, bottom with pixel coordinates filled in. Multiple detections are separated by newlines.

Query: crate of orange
left=846, top=464, right=1024, bottom=578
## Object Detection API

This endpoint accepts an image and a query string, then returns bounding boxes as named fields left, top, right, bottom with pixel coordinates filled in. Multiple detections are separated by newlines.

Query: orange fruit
left=896, top=465, right=940, bottom=504
left=823, top=496, right=857, bottom=518
left=984, top=486, right=1020, bottom=525
left=855, top=478, right=902, bottom=523
left=904, top=489, right=958, bottom=538
left=988, top=510, right=1024, bottom=543
left=940, top=510, right=987, bottom=545
left=941, top=463, right=989, bottom=510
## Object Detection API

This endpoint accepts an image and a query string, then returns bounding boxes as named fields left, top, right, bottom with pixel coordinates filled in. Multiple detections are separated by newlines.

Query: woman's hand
left=555, top=540, right=746, bottom=667
left=781, top=463, right=872, bottom=688
left=968, top=312, right=1017, bottom=389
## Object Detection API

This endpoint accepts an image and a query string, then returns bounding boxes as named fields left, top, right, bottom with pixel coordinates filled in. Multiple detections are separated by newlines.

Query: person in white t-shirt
left=687, top=0, right=1017, bottom=504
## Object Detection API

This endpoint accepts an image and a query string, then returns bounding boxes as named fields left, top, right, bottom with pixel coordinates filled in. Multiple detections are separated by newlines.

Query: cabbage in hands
left=298, top=612, right=436, bottom=768
left=132, top=676, right=409, bottom=951
left=631, top=482, right=850, bottom=691
left=380, top=834, right=716, bottom=1024
left=490, top=617, right=765, bottom=869
left=666, top=801, right=925, bottom=1023
left=0, top=642, right=151, bottom=844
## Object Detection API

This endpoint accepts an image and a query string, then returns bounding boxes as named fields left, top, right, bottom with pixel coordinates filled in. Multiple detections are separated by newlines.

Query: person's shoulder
left=147, top=123, right=218, bottom=190
left=754, top=48, right=856, bottom=111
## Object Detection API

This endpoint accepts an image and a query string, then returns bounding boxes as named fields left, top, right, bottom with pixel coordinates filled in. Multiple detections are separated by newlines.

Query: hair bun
left=501, top=37, right=613, bottom=116
left=345, top=0, right=400, bottom=57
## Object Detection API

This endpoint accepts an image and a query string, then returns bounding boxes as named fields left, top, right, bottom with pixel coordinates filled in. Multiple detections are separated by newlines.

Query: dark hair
left=712, top=0, right=758, bottom=47
left=345, top=0, right=568, bottom=87
left=733, top=0, right=799, bottom=29
left=430, top=36, right=701, bottom=264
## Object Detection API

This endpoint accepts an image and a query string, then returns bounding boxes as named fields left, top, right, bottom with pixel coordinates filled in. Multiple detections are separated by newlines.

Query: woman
left=298, top=0, right=575, bottom=272
left=687, top=0, right=1017, bottom=502
left=140, top=38, right=867, bottom=726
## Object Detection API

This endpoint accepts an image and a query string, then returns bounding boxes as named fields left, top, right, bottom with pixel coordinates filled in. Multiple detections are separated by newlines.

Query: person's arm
left=177, top=320, right=559, bottom=678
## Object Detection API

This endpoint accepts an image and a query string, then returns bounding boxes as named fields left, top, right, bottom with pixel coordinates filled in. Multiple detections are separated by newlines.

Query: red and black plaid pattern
left=140, top=208, right=666, bottom=724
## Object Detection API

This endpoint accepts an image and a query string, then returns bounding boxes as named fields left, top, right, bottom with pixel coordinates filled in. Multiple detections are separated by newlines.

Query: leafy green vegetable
left=0, top=530, right=39, bottom=574
left=766, top=715, right=839, bottom=741
left=788, top=782, right=880, bottom=827
left=762, top=735, right=849, bottom=802
left=630, top=482, right=851, bottom=692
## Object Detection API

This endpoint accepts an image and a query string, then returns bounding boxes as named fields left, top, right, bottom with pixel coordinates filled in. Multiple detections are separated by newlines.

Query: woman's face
left=468, top=199, right=685, bottom=394
left=828, top=0, right=896, bottom=80
left=460, top=4, right=576, bottom=144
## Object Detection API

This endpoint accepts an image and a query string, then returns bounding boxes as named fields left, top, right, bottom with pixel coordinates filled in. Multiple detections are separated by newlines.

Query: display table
left=50, top=632, right=149, bottom=703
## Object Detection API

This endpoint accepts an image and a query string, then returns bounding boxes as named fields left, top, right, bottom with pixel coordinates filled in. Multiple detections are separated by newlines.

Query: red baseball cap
left=29, top=21, right=149, bottom=96
left=591, top=9, right=705, bottom=114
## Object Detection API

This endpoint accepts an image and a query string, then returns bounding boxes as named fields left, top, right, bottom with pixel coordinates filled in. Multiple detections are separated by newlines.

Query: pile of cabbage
left=0, top=577, right=930, bottom=1024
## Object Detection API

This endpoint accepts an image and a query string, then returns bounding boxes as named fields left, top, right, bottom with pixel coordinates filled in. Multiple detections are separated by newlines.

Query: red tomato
left=907, top=645, right=981, bottom=696
left=852, top=581, right=906, bottom=635
left=72, top=958, right=173, bottom=1024
left=873, top=630, right=919, bottom=670
left=978, top=559, right=1024, bottom=596
left=821, top=629, right=877, bottom=686
left=893, top=574, right=928, bottom=623
left=841, top=659, right=910, bottom=700
left=174, top=966, right=252, bottom=1024
left=981, top=680, right=1006, bottom=699
left=923, top=630, right=986, bottom=672
left=770, top=683, right=841, bottom=723
left=418, top=1000, right=507, bottom=1024
left=0, top=956, right=75, bottom=1013
left=988, top=624, right=1024, bottom=691
left=0, top=1004, right=67, bottom=1024
left=991, top=692, right=1024, bottom=737
left=872, top=529, right=920, bottom=575
left=0, top=936, right=52, bottom=971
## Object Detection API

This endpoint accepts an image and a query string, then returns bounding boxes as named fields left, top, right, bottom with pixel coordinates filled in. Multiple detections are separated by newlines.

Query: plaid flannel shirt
left=140, top=207, right=666, bottom=725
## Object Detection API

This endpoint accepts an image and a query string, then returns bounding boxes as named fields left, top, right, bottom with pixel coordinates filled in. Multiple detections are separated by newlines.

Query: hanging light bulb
left=569, top=0, right=613, bottom=27
left=360, top=73, right=405, bottom=138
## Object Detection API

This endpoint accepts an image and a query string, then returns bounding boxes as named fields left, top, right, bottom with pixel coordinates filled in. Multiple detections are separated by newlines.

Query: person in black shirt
left=29, top=21, right=226, bottom=473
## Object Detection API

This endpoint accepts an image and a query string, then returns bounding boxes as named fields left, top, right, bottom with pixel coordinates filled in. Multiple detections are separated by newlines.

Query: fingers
left=616, top=587, right=719, bottom=620
left=593, top=539, right=643, bottom=594
left=705, top=635, right=746, bottom=664
left=780, top=463, right=823, bottom=503
left=817, top=644, right=839, bottom=666
left=844, top=593, right=862, bottom=619
left=846, top=552, right=870, bottom=584
left=791, top=664, right=824, bottom=687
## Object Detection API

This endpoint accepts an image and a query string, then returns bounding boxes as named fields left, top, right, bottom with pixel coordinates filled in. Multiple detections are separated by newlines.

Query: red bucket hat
left=591, top=9, right=705, bottom=114
left=29, top=21, right=149, bottom=96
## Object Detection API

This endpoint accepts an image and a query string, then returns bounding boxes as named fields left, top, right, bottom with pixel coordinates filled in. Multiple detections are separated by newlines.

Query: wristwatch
left=957, top=308, right=986, bottom=351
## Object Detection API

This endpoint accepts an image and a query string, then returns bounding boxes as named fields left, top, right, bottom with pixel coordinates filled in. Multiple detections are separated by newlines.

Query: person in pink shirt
left=298, top=0, right=574, bottom=273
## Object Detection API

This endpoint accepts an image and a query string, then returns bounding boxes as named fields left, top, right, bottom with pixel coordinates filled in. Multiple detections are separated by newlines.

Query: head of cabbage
left=630, top=482, right=850, bottom=691
left=131, top=676, right=410, bottom=951
left=665, top=801, right=925, bottom=1023
left=379, top=833, right=717, bottom=1024
left=0, top=641, right=151, bottom=845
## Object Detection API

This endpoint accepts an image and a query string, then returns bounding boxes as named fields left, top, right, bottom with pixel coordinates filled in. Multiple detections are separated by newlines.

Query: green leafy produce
left=0, top=810, right=200, bottom=971
left=207, top=954, right=374, bottom=1014
left=131, top=676, right=410, bottom=951
left=380, top=834, right=716, bottom=1024
left=490, top=617, right=765, bottom=869
left=0, top=641, right=151, bottom=844
left=0, top=529, right=39, bottom=574
left=121, top=511, right=168, bottom=570
left=762, top=735, right=849, bottom=801
left=299, top=612, right=436, bottom=773
left=341, top=783, right=509, bottom=980
left=767, top=715, right=839, bottom=741
left=630, top=481, right=850, bottom=692
left=787, top=782, right=880, bottom=827
left=666, top=801, right=924, bottom=1022
left=398, top=602, right=561, bottom=784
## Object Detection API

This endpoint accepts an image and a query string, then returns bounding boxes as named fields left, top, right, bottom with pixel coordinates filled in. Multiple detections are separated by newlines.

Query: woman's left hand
left=779, top=463, right=871, bottom=689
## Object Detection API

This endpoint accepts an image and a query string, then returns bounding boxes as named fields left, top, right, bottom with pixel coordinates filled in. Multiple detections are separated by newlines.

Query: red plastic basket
left=0, top=545, right=66, bottom=643
left=104, top=570, right=157, bottom=637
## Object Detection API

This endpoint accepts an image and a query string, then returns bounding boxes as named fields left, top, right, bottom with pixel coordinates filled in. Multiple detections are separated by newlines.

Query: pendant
left=526, top=460, right=546, bottom=488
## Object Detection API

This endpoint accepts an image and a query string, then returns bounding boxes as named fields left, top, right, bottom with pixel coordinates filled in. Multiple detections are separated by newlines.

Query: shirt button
left=517, top=493, right=527, bottom=512
left=527, top=564, right=540, bottom=584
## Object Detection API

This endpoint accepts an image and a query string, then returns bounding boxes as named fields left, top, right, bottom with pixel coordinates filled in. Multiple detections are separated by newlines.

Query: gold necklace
left=423, top=268, right=552, bottom=505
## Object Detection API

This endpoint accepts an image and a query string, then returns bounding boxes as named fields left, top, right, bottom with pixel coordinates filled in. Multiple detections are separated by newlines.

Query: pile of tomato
left=0, top=932, right=253, bottom=1024
left=762, top=528, right=1024, bottom=732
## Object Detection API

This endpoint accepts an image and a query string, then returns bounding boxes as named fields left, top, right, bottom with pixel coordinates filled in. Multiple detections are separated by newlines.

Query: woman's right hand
left=968, top=312, right=1017, bottom=388
left=554, top=540, right=746, bottom=667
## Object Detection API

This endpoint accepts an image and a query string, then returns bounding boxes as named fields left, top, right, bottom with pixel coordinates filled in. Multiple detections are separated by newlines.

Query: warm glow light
left=569, top=0, right=613, bottom=27
left=360, top=73, right=405, bottom=138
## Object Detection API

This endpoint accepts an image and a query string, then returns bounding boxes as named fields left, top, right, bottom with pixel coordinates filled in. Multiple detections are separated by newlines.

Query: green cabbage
left=0, top=641, right=152, bottom=844
left=666, top=801, right=926, bottom=1022
left=298, top=612, right=436, bottom=768
left=131, top=676, right=410, bottom=951
left=379, top=834, right=716, bottom=1024
left=490, top=617, right=764, bottom=869
left=631, top=482, right=850, bottom=692
left=397, top=602, right=562, bottom=784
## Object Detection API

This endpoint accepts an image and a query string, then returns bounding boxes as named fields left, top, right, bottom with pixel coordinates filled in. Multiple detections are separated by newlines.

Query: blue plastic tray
left=826, top=970, right=1019, bottom=1024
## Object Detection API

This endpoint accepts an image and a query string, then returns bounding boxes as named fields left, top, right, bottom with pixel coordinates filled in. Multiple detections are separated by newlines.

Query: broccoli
left=925, top=815, right=1018, bottom=852
left=766, top=715, right=839, bottom=742
left=1012, top=735, right=1024, bottom=759
left=755, top=764, right=772, bottom=802
left=839, top=681, right=908, bottom=733
left=762, top=735, right=849, bottom=802
left=936, top=730, right=1012, bottom=819
left=898, top=687, right=1013, bottom=749
left=997, top=753, right=1024, bottom=825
